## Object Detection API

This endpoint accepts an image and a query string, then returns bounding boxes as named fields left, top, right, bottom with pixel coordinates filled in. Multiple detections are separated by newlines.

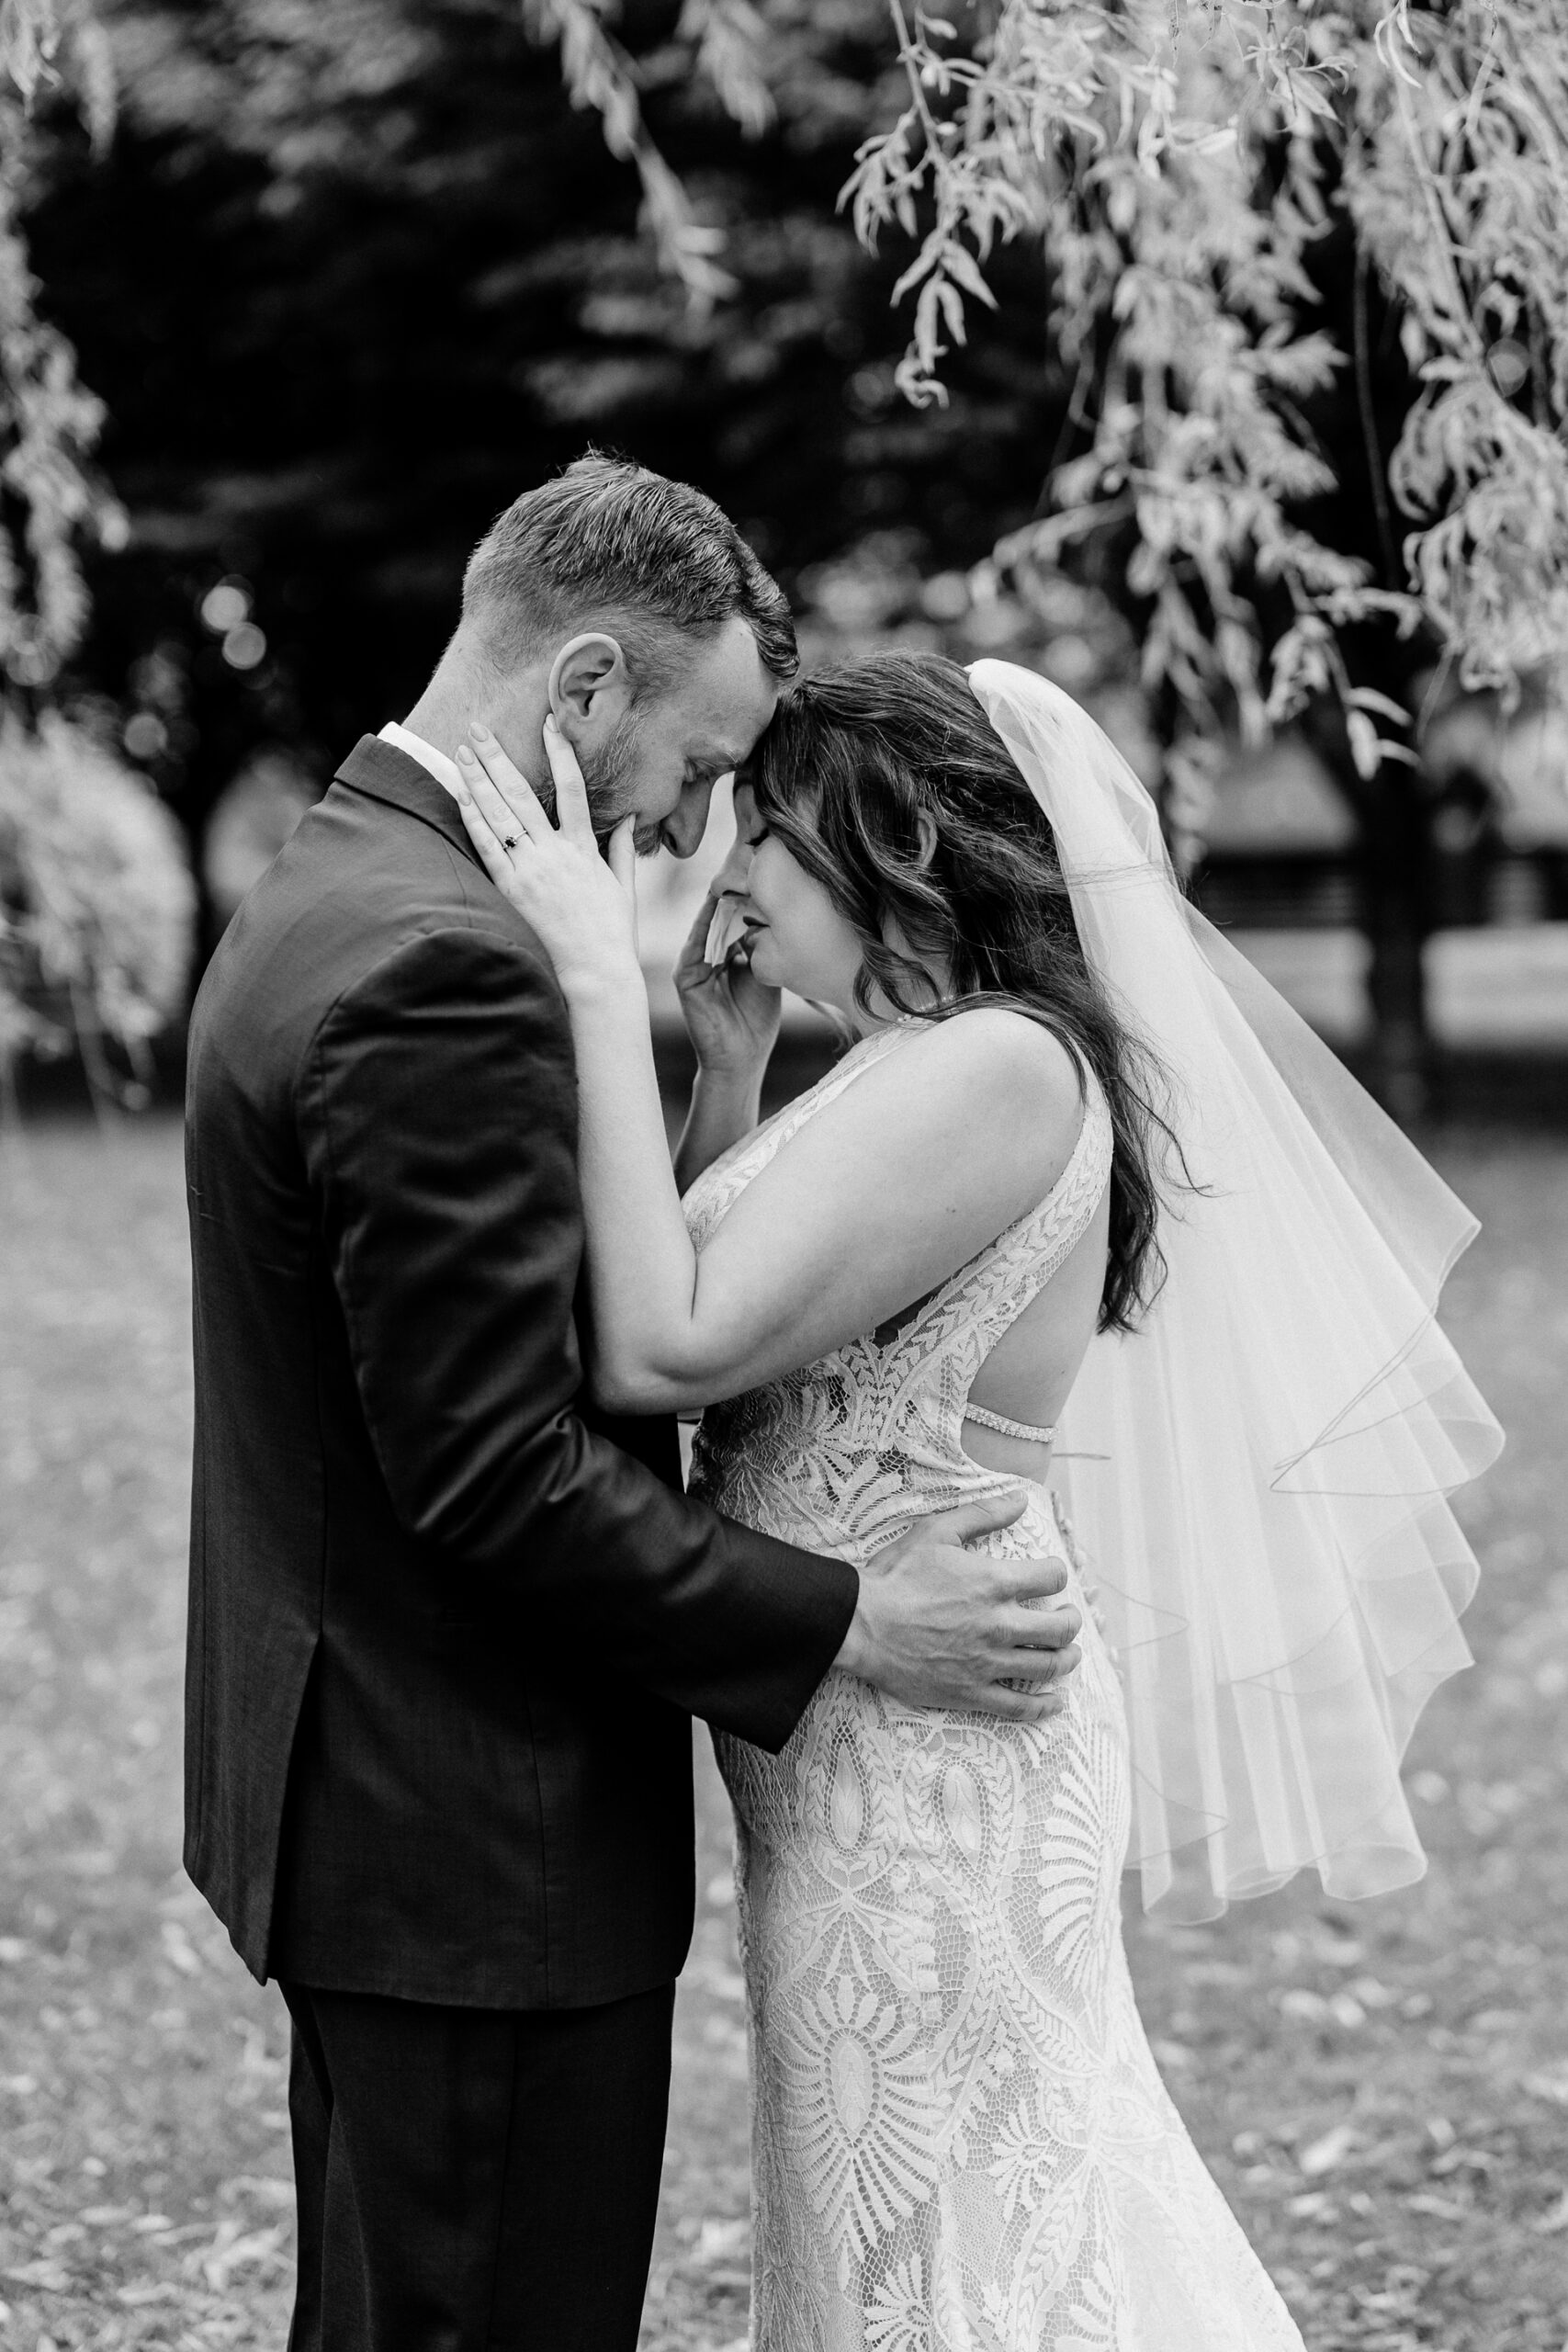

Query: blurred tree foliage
left=0, top=706, right=193, bottom=1103
left=539, top=0, right=1568, bottom=1101
left=2, top=0, right=1563, bottom=1105
left=0, top=0, right=119, bottom=689
left=17, top=0, right=1056, bottom=958
left=0, top=0, right=194, bottom=1103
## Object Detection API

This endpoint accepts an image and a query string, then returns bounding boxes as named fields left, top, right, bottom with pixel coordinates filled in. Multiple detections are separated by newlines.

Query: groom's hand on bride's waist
left=835, top=1494, right=1083, bottom=1722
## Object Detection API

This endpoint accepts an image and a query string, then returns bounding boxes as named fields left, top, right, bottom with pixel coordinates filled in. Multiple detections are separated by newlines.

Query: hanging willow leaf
left=842, top=0, right=1568, bottom=734
left=564, top=0, right=1563, bottom=760
left=523, top=0, right=778, bottom=309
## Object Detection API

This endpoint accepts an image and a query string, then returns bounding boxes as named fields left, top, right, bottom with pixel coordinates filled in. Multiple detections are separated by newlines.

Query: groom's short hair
left=462, top=455, right=797, bottom=689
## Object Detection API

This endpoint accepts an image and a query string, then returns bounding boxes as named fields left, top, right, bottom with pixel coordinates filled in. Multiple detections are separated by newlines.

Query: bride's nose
left=712, top=830, right=752, bottom=897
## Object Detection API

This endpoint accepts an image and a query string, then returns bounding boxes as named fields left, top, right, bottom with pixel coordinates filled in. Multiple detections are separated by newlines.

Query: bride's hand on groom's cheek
left=454, top=718, right=640, bottom=992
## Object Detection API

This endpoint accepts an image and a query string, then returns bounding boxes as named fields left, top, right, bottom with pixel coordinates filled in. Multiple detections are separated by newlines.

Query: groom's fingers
left=994, top=1601, right=1082, bottom=1653
left=976, top=1683, right=1071, bottom=1724
left=987, top=1552, right=1071, bottom=1602
left=994, top=1643, right=1081, bottom=1690
left=862, top=1490, right=1031, bottom=1577
left=916, top=1490, right=1030, bottom=1549
left=541, top=714, right=596, bottom=842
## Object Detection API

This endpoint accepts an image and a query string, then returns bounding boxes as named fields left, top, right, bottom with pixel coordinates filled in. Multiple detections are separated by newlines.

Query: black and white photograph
left=0, top=2, right=1564, bottom=2347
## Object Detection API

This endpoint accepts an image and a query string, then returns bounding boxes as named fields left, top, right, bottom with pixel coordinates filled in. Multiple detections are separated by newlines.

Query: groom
left=184, top=455, right=1083, bottom=2351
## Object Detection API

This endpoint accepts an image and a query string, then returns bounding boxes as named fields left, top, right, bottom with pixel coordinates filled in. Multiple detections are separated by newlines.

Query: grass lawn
left=0, top=1110, right=1563, bottom=2351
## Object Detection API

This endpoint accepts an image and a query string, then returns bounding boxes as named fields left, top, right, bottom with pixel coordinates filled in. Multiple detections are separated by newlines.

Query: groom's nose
left=660, top=779, right=717, bottom=859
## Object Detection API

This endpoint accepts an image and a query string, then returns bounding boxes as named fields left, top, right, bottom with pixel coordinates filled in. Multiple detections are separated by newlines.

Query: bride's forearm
left=568, top=975, right=714, bottom=1410
left=672, top=1064, right=764, bottom=1196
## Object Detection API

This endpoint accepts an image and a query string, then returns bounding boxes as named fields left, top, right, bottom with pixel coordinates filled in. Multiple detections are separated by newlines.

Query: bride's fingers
left=541, top=714, right=596, bottom=842
left=455, top=743, right=542, bottom=859
left=701, top=890, right=755, bottom=975
left=453, top=773, right=525, bottom=891
left=675, top=888, right=722, bottom=983
left=461, top=725, right=552, bottom=842
left=608, top=818, right=639, bottom=960
left=607, top=815, right=637, bottom=899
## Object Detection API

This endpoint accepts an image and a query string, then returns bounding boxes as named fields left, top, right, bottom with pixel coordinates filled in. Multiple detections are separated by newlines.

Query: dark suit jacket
left=184, top=735, right=858, bottom=2009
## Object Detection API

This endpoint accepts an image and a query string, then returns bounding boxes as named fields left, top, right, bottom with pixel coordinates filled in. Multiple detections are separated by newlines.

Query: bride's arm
left=673, top=1063, right=765, bottom=1195
left=455, top=726, right=1084, bottom=1416
left=582, top=998, right=1079, bottom=1416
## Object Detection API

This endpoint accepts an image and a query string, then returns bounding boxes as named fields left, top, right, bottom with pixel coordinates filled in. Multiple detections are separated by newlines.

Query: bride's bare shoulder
left=896, top=1007, right=1083, bottom=1123
left=829, top=1007, right=1087, bottom=1190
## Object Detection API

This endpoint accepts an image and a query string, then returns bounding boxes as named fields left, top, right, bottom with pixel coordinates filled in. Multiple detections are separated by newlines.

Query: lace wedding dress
left=683, top=1022, right=1307, bottom=2352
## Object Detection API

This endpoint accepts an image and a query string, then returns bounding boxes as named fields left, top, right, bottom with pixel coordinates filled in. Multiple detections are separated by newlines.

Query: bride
left=453, top=651, right=1500, bottom=2350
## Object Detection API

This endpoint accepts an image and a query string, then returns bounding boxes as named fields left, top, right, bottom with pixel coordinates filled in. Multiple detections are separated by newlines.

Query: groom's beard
left=581, top=707, right=645, bottom=838
left=534, top=707, right=670, bottom=854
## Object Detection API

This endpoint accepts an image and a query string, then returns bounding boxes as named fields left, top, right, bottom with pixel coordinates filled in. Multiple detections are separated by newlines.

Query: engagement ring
left=502, top=833, right=519, bottom=850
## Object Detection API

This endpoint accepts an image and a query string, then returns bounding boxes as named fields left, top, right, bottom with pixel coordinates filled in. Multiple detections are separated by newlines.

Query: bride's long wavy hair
left=744, top=650, right=1184, bottom=1333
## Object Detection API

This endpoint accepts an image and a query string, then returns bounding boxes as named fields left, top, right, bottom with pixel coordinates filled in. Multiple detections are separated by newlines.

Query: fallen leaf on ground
left=1299, top=2122, right=1359, bottom=2177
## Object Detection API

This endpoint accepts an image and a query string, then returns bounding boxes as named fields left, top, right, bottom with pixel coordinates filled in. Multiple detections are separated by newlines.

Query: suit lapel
left=333, top=734, right=485, bottom=872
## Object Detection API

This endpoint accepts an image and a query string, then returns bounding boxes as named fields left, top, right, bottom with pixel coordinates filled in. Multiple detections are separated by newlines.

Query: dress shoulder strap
left=759, top=1022, right=912, bottom=1159
left=682, top=1021, right=918, bottom=1251
left=911, top=1062, right=1115, bottom=1363
left=964, top=1398, right=1057, bottom=1444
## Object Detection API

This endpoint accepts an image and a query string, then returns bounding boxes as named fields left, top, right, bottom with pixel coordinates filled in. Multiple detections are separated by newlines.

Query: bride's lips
left=720, top=917, right=769, bottom=976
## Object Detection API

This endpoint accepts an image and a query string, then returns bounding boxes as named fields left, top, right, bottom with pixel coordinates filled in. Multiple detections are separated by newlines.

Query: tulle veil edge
left=967, top=658, right=1503, bottom=1922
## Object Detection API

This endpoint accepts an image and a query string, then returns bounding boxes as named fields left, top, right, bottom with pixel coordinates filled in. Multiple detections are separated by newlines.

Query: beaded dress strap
left=963, top=1400, right=1057, bottom=1444
left=916, top=1058, right=1113, bottom=1368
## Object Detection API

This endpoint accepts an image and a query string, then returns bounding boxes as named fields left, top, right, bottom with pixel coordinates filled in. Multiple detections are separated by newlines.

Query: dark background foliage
left=10, top=0, right=1564, bottom=1113
left=28, top=0, right=1055, bottom=948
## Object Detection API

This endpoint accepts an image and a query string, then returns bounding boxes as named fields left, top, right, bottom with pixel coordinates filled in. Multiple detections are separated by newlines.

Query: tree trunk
left=1301, top=685, right=1436, bottom=1124
left=1359, top=760, right=1434, bottom=1124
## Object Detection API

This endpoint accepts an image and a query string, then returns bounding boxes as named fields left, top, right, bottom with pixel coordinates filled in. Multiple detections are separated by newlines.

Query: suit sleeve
left=299, top=921, right=857, bottom=1750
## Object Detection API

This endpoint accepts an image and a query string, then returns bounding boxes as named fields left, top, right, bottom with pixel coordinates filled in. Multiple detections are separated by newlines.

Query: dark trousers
left=281, top=1978, right=677, bottom=2352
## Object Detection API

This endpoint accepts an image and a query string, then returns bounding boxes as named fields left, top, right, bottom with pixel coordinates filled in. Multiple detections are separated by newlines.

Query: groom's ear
left=548, top=633, right=632, bottom=736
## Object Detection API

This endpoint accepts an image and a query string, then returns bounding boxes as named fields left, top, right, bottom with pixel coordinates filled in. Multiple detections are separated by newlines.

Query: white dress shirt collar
left=378, top=720, right=464, bottom=802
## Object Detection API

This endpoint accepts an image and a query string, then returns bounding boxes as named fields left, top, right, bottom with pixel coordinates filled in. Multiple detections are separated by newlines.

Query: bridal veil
left=967, top=657, right=1503, bottom=1921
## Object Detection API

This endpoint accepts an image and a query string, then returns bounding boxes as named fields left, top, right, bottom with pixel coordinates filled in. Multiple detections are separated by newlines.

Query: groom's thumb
left=919, top=1490, right=1029, bottom=1548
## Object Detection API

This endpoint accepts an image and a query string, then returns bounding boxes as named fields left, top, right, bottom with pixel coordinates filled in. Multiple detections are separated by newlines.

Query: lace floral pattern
left=683, top=1024, right=1307, bottom=2351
